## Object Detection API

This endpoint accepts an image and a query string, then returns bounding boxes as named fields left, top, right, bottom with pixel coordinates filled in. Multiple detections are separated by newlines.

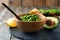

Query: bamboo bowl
left=16, top=14, right=46, bottom=32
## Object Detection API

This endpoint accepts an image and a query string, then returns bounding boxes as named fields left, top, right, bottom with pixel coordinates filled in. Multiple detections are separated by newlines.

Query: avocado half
left=44, top=17, right=59, bottom=30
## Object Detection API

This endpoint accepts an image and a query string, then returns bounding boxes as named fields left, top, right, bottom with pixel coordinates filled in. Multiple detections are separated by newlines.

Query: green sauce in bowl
left=20, top=14, right=40, bottom=22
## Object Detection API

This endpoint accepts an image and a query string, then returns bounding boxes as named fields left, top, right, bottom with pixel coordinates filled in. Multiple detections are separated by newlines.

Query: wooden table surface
left=0, top=6, right=33, bottom=40
left=0, top=6, right=60, bottom=40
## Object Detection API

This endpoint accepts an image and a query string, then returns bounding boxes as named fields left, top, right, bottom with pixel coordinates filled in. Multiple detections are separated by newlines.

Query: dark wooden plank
left=22, top=0, right=33, bottom=7
left=58, top=0, right=60, bottom=7
left=13, top=0, right=21, bottom=7
left=33, top=0, right=46, bottom=7
left=46, top=0, right=58, bottom=7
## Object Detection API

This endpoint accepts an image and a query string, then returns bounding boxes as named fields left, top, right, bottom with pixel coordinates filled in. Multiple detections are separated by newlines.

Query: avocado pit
left=46, top=19, right=55, bottom=26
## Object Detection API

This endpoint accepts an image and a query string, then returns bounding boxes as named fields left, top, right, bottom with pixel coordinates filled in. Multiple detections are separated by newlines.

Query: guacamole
left=20, top=14, right=40, bottom=22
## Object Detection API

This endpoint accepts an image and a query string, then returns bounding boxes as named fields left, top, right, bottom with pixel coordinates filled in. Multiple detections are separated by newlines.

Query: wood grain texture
left=22, top=0, right=33, bottom=7
left=13, top=0, right=21, bottom=7
left=0, top=6, right=60, bottom=40
left=46, top=0, right=58, bottom=7
left=33, top=0, right=46, bottom=7
left=0, top=0, right=9, bottom=6
left=11, top=0, right=60, bottom=7
left=58, top=0, right=60, bottom=7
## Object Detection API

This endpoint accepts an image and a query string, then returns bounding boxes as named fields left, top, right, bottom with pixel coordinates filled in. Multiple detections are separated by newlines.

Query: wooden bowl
left=16, top=14, right=46, bottom=32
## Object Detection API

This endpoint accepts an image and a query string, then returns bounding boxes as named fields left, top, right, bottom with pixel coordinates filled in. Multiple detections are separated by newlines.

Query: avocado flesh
left=39, top=9, right=46, bottom=14
left=44, top=17, right=59, bottom=30
left=56, top=9, right=60, bottom=15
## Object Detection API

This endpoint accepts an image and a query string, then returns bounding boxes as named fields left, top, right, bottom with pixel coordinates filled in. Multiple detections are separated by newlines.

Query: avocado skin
left=43, top=17, right=59, bottom=30
left=43, top=24, right=59, bottom=31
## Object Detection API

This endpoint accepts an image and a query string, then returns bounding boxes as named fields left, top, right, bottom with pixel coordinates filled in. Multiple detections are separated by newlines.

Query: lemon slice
left=29, top=8, right=39, bottom=14
left=6, top=18, right=17, bottom=27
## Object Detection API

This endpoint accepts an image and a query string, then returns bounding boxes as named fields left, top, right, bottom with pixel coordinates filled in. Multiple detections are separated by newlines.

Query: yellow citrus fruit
left=6, top=18, right=17, bottom=27
left=29, top=8, right=39, bottom=14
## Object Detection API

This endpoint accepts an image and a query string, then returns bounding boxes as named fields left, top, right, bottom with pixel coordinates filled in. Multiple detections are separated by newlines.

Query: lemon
left=6, top=18, right=17, bottom=27
left=29, top=8, right=39, bottom=14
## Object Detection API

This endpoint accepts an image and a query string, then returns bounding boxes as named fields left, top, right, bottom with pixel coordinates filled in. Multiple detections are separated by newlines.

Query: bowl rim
left=15, top=13, right=44, bottom=23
